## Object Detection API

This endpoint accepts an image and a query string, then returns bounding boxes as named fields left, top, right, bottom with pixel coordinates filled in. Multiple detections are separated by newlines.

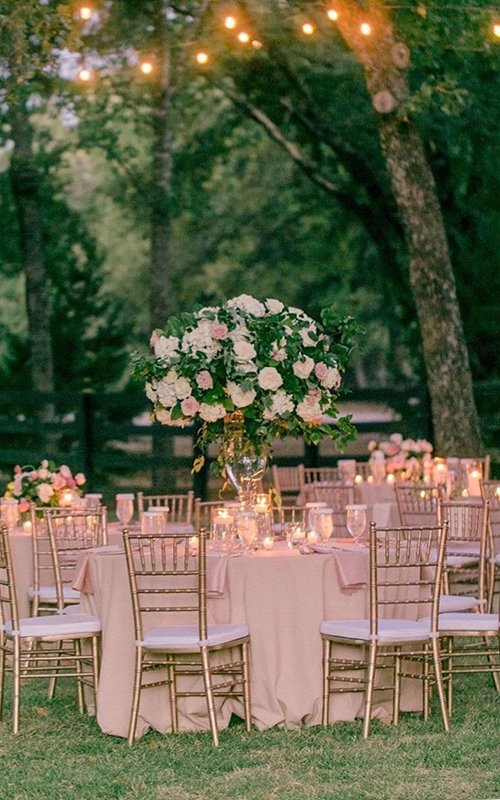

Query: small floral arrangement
left=3, top=460, right=86, bottom=514
left=134, top=295, right=358, bottom=472
left=368, top=433, right=433, bottom=479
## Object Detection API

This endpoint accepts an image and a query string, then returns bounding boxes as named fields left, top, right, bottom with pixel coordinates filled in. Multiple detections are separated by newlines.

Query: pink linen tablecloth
left=77, top=541, right=422, bottom=739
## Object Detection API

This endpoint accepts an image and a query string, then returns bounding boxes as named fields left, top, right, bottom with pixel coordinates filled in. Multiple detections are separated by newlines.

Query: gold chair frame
left=321, top=522, right=450, bottom=738
left=137, top=491, right=194, bottom=523
left=312, top=484, right=355, bottom=537
left=122, top=526, right=251, bottom=746
left=0, top=524, right=100, bottom=734
left=481, top=480, right=500, bottom=612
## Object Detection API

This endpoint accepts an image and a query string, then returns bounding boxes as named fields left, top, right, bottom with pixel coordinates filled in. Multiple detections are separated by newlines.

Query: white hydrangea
left=227, top=294, right=266, bottom=317
left=199, top=403, right=227, bottom=423
left=265, top=298, right=284, bottom=314
left=181, top=321, right=221, bottom=359
left=173, top=377, right=192, bottom=400
left=152, top=334, right=180, bottom=360
left=263, top=390, right=294, bottom=420
left=157, top=378, right=177, bottom=408
left=296, top=398, right=323, bottom=424
left=145, top=382, right=157, bottom=403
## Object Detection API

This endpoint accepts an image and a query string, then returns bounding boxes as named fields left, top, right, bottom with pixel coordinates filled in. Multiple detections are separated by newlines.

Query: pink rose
left=210, top=323, right=229, bottom=340
left=52, top=474, right=65, bottom=490
left=293, top=357, right=314, bottom=380
left=257, top=367, right=283, bottom=391
left=196, top=371, right=213, bottom=390
left=181, top=396, right=201, bottom=416
left=14, top=465, right=22, bottom=474
left=75, top=473, right=86, bottom=486
left=314, top=362, right=328, bottom=380
left=19, top=500, right=30, bottom=513
left=59, top=465, right=72, bottom=479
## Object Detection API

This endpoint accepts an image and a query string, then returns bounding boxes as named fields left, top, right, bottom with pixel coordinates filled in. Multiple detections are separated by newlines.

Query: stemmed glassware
left=116, top=493, right=135, bottom=526
left=346, top=504, right=367, bottom=545
left=235, top=509, right=258, bottom=553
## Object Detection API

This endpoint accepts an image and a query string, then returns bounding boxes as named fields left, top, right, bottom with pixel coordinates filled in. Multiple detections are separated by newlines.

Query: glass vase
left=222, top=411, right=267, bottom=507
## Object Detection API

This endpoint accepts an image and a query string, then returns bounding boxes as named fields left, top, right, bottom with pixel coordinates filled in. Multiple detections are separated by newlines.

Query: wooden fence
left=0, top=383, right=497, bottom=499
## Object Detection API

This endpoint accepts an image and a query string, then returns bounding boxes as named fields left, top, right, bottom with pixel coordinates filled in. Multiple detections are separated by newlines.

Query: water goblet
left=314, top=507, right=334, bottom=543
left=346, top=504, right=367, bottom=545
left=116, top=493, right=135, bottom=526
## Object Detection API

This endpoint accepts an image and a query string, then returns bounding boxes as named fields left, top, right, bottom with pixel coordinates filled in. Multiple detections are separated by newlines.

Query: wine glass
left=116, top=493, right=134, bottom=526
left=314, top=507, right=334, bottom=543
left=346, top=504, right=367, bottom=545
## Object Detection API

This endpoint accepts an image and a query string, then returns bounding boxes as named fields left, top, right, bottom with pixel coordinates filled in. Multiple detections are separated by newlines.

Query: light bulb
left=78, top=67, right=92, bottom=82
left=79, top=6, right=92, bottom=20
left=302, top=22, right=315, bottom=35
left=237, top=31, right=250, bottom=43
left=224, top=15, right=237, bottom=30
left=140, top=61, right=153, bottom=74
left=196, top=50, right=209, bottom=65
left=251, top=40, right=263, bottom=49
left=360, top=22, right=372, bottom=36
left=493, top=22, right=500, bottom=38
left=326, top=8, right=338, bottom=21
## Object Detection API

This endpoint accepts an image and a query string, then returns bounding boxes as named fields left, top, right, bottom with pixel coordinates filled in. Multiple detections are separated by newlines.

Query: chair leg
left=91, top=635, right=100, bottom=713
left=423, top=644, right=430, bottom=721
left=362, top=641, right=378, bottom=739
left=47, top=639, right=64, bottom=701
left=74, top=639, right=85, bottom=714
left=322, top=638, right=331, bottom=726
left=128, top=647, right=143, bottom=746
left=446, top=638, right=453, bottom=715
left=241, top=641, right=252, bottom=733
left=393, top=648, right=401, bottom=726
left=167, top=655, right=178, bottom=733
left=431, top=637, right=450, bottom=733
left=0, top=642, right=6, bottom=720
left=13, top=638, right=21, bottom=735
left=483, top=636, right=500, bottom=692
left=487, top=562, right=496, bottom=614
left=201, top=647, right=219, bottom=747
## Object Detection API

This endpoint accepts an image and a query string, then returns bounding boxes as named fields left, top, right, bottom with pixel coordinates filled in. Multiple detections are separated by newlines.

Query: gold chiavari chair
left=122, top=526, right=251, bottom=746
left=481, top=479, right=500, bottom=611
left=274, top=505, right=307, bottom=540
left=312, top=484, right=355, bottom=537
left=137, top=491, right=194, bottom=523
left=395, top=483, right=441, bottom=527
left=355, top=461, right=371, bottom=480
left=194, top=499, right=226, bottom=534
left=434, top=500, right=500, bottom=714
left=320, top=522, right=450, bottom=738
left=271, top=465, right=302, bottom=502
left=299, top=465, right=341, bottom=486
left=0, top=523, right=101, bottom=734
left=44, top=507, right=108, bottom=614
left=446, top=456, right=491, bottom=492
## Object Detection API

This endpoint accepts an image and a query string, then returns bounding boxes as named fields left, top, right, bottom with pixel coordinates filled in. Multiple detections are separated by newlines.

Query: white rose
left=390, top=433, right=404, bottom=446
left=153, top=334, right=179, bottom=360
left=38, top=468, right=49, bottom=480
left=165, top=369, right=178, bottom=384
left=236, top=362, right=257, bottom=375
left=233, top=340, right=257, bottom=362
left=174, top=377, right=192, bottom=400
left=157, top=379, right=177, bottom=407
left=293, top=357, right=314, bottom=380
left=156, top=408, right=188, bottom=427
left=227, top=382, right=256, bottom=408
left=258, top=367, right=283, bottom=391
left=229, top=325, right=250, bottom=342
left=227, top=294, right=266, bottom=317
left=321, top=367, right=341, bottom=390
left=296, top=398, right=322, bottom=424
left=37, top=484, right=54, bottom=503
left=299, top=326, right=316, bottom=347
left=199, top=403, right=227, bottom=423
left=145, top=382, right=157, bottom=403
left=265, top=298, right=284, bottom=314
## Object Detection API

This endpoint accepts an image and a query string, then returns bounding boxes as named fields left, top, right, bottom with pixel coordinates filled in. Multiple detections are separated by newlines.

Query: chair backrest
left=437, top=500, right=490, bottom=602
left=368, top=522, right=449, bottom=636
left=122, top=527, right=206, bottom=643
left=137, top=491, right=194, bottom=523
left=194, top=499, right=226, bottom=533
left=395, top=484, right=441, bottom=527
left=311, top=484, right=354, bottom=536
left=446, top=456, right=491, bottom=490
left=29, top=505, right=54, bottom=600
left=300, top=466, right=340, bottom=485
left=271, top=465, right=302, bottom=499
left=274, top=505, right=307, bottom=537
left=44, top=508, right=107, bottom=611
left=481, top=480, right=500, bottom=551
left=0, top=523, right=19, bottom=634
left=355, top=461, right=371, bottom=479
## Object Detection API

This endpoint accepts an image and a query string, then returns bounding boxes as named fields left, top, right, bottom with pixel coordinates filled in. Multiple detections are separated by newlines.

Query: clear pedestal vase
left=223, top=412, right=267, bottom=508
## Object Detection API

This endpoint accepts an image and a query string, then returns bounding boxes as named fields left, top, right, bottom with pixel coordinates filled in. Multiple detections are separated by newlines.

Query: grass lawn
left=0, top=675, right=499, bottom=800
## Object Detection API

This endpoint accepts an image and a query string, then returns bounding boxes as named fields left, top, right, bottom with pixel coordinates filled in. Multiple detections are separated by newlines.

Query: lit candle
left=367, top=475, right=374, bottom=484
left=263, top=535, right=274, bottom=551
left=189, top=535, right=199, bottom=555
left=386, top=473, right=395, bottom=484
left=214, top=508, right=233, bottom=524
left=355, top=474, right=363, bottom=484
left=467, top=469, right=481, bottom=497
left=61, top=489, right=74, bottom=507
left=433, top=461, right=448, bottom=486
left=253, top=494, right=269, bottom=513
left=22, top=519, right=32, bottom=533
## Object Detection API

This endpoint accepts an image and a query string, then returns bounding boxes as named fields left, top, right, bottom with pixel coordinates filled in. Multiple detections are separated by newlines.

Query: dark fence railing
left=0, top=383, right=497, bottom=499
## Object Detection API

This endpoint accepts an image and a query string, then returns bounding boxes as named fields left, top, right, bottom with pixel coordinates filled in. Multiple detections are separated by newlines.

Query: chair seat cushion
left=28, top=585, right=80, bottom=603
left=141, top=623, right=249, bottom=651
left=439, top=595, right=480, bottom=613
left=436, top=612, right=500, bottom=633
left=445, top=555, right=479, bottom=568
left=5, top=613, right=101, bottom=639
left=320, top=618, right=431, bottom=643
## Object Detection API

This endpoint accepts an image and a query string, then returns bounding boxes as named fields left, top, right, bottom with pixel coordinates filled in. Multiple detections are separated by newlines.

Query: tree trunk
left=150, top=0, right=175, bottom=490
left=336, top=2, right=483, bottom=455
left=9, top=108, right=55, bottom=394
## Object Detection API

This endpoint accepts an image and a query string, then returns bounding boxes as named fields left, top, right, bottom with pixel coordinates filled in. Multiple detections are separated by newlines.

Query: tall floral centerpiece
left=134, top=295, right=357, bottom=498
left=3, top=460, right=86, bottom=517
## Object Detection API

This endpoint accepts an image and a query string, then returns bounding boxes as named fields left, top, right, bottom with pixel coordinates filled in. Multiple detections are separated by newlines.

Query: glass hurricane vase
left=223, top=411, right=267, bottom=507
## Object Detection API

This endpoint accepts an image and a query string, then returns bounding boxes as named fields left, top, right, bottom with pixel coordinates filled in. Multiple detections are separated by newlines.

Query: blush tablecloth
left=77, top=541, right=422, bottom=739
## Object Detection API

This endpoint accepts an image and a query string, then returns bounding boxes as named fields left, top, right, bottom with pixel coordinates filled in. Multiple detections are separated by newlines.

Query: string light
left=224, top=15, right=237, bottom=29
left=360, top=22, right=372, bottom=36
left=78, top=67, right=92, bottom=82
left=139, top=60, right=154, bottom=75
left=237, top=31, right=250, bottom=43
left=78, top=5, right=93, bottom=20
left=493, top=21, right=500, bottom=38
left=302, top=22, right=315, bottom=35
left=252, top=39, right=263, bottom=49
left=326, top=8, right=339, bottom=21
left=196, top=50, right=209, bottom=65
